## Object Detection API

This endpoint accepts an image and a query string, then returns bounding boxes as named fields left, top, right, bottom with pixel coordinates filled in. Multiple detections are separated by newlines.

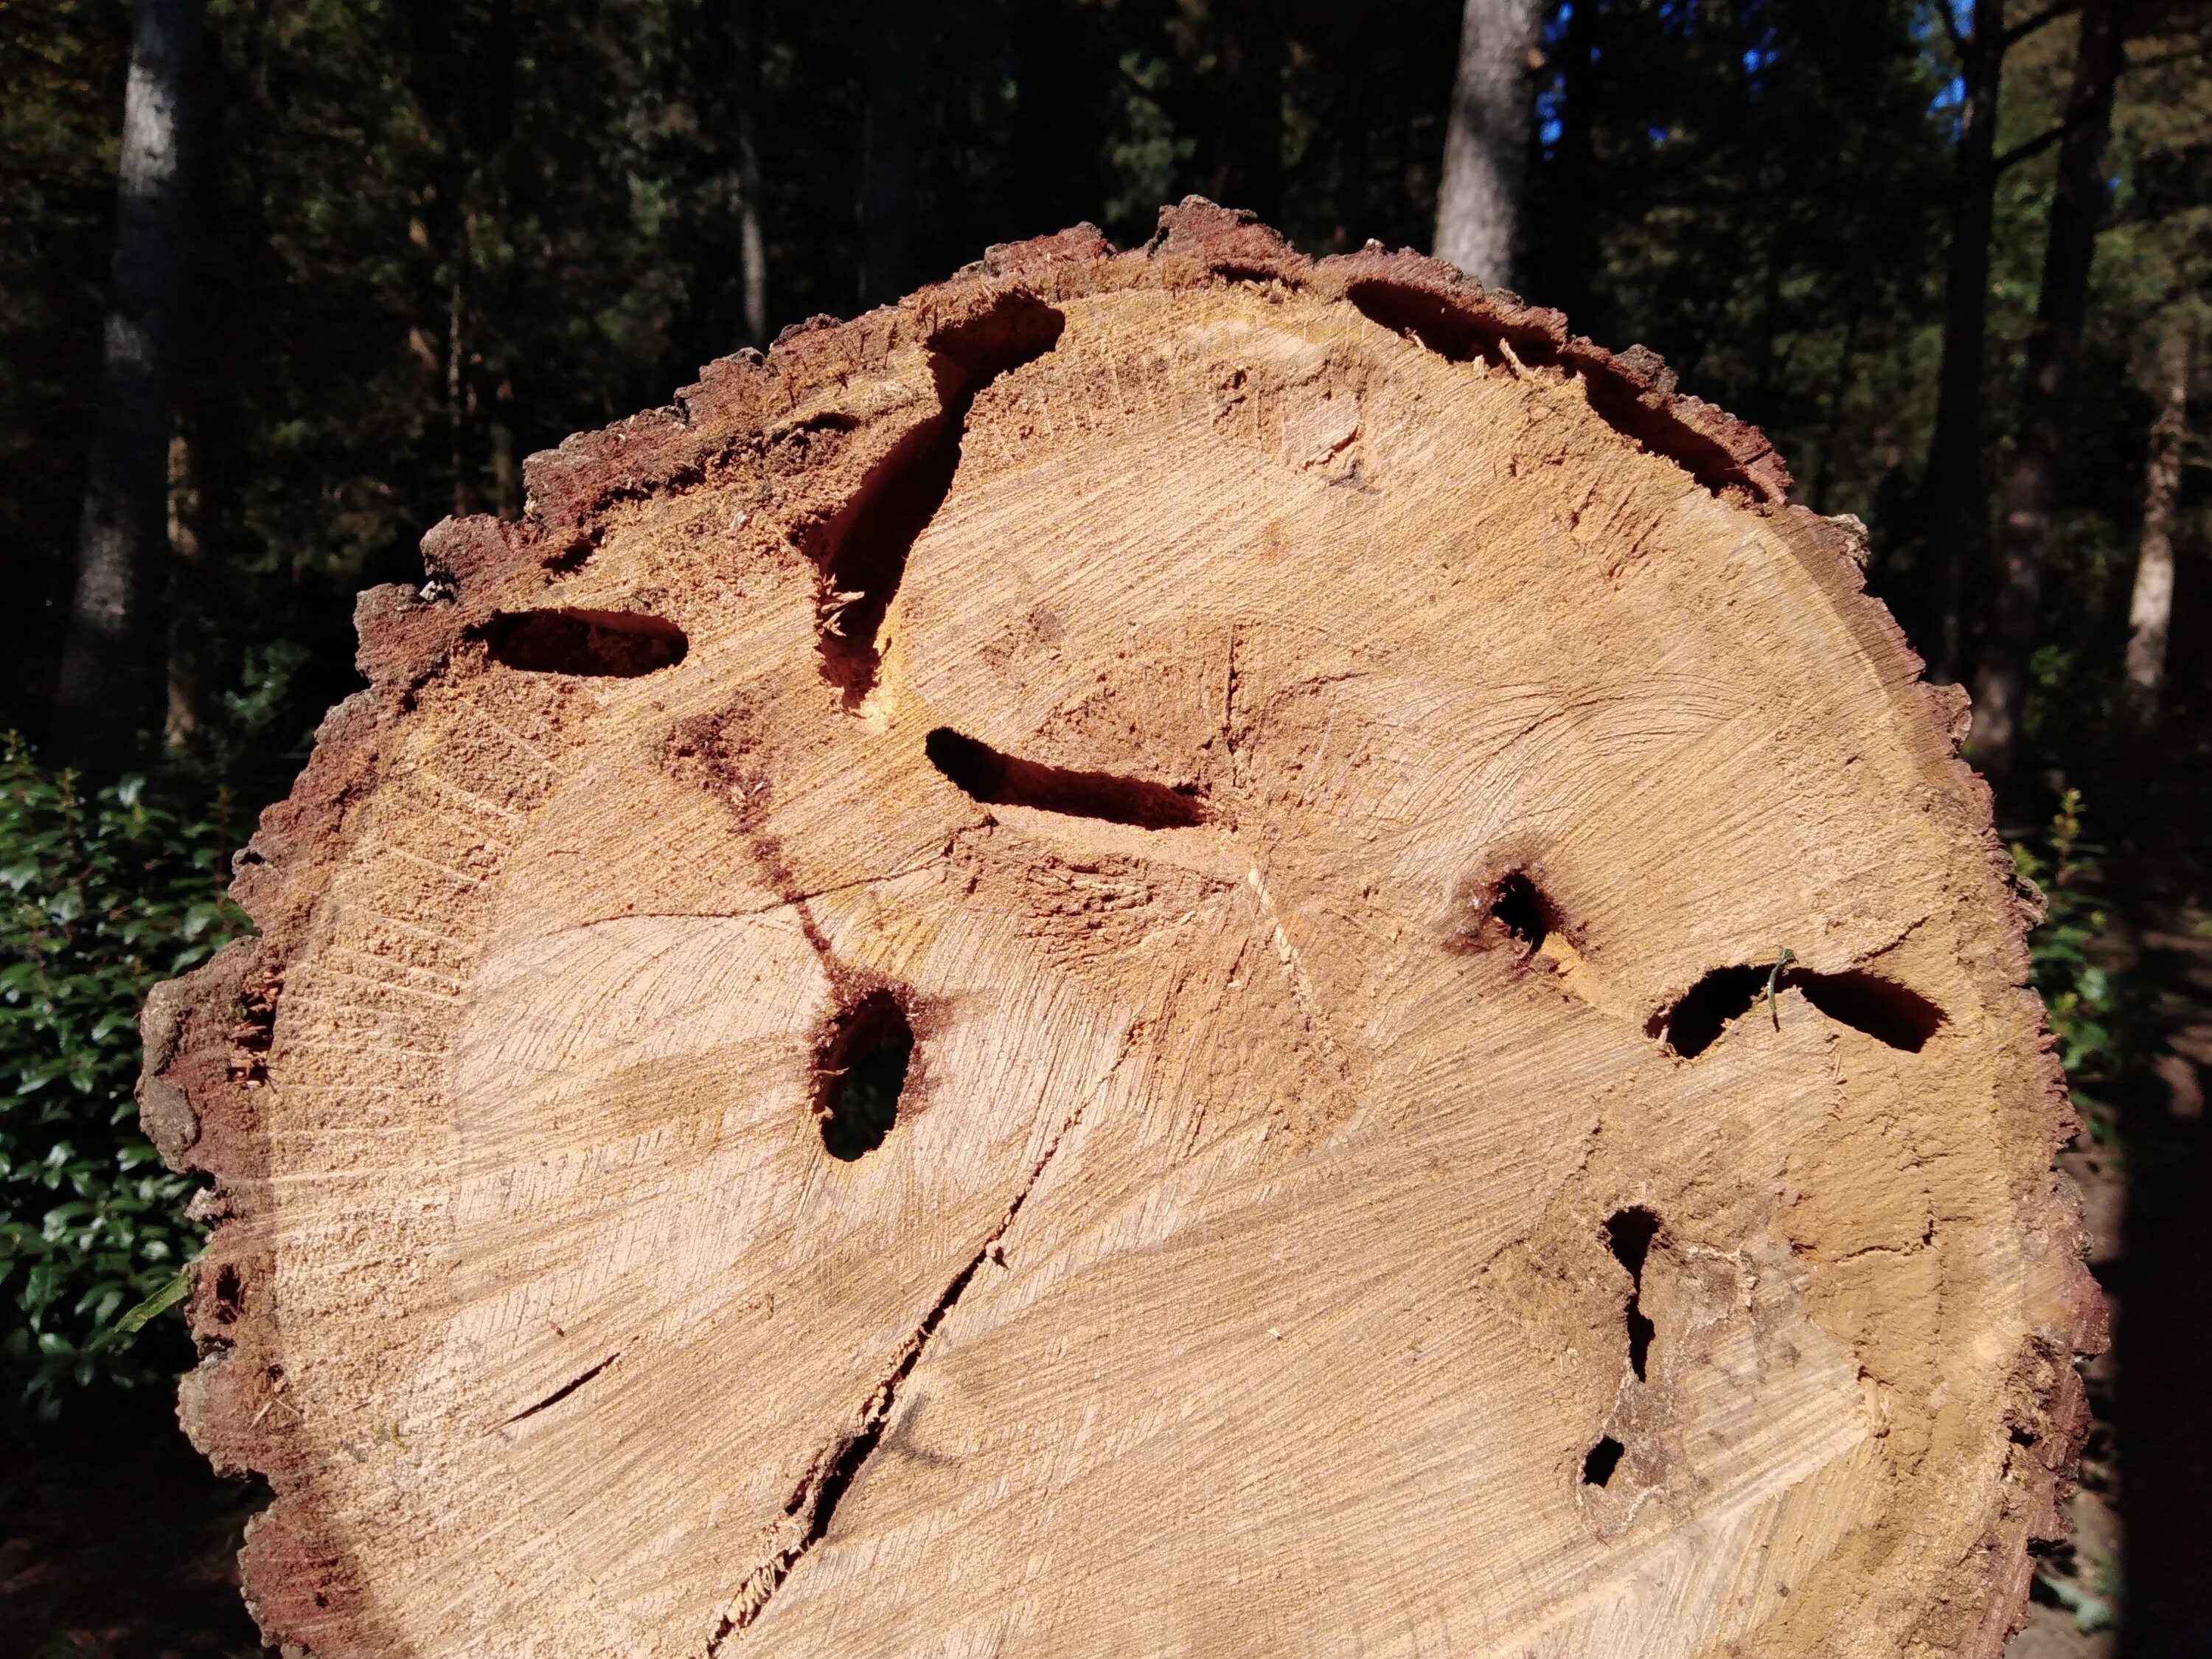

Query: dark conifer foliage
left=0, top=0, right=2205, bottom=819
left=2, top=3, right=2211, bottom=1643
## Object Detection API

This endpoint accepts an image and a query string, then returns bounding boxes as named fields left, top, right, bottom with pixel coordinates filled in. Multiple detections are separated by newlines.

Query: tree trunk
left=446, top=267, right=473, bottom=517
left=732, top=0, right=768, bottom=347
left=1921, top=0, right=2005, bottom=685
left=1434, top=0, right=1541, bottom=286
left=142, top=205, right=2098, bottom=1659
left=2124, top=325, right=2188, bottom=720
left=52, top=0, right=205, bottom=778
left=860, top=1, right=917, bottom=310
left=1969, top=1, right=2129, bottom=784
left=162, top=428, right=206, bottom=751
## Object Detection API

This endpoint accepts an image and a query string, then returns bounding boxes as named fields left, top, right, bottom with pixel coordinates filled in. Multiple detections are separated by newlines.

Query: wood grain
left=139, top=201, right=2101, bottom=1659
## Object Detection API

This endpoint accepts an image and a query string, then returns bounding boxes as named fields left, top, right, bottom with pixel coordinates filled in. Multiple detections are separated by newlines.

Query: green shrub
left=2011, top=789, right=2126, bottom=1137
left=0, top=737, right=249, bottom=1410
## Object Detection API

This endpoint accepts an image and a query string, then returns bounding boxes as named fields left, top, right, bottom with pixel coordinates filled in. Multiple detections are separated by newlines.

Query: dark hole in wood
left=810, top=296, right=1065, bottom=707
left=1606, top=1207, right=1660, bottom=1381
left=1343, top=278, right=1550, bottom=369
left=1654, top=962, right=1946, bottom=1057
left=925, top=726, right=1208, bottom=830
left=1653, top=964, right=1766, bottom=1058
left=212, top=1264, right=242, bottom=1322
left=1343, top=277, right=1771, bottom=499
left=1489, top=871, right=1557, bottom=953
left=1796, top=970, right=1945, bottom=1053
left=484, top=608, right=688, bottom=677
left=1582, top=1435, right=1625, bottom=1487
left=924, top=293, right=1068, bottom=409
left=1576, top=367, right=1749, bottom=495
left=815, top=989, right=914, bottom=1161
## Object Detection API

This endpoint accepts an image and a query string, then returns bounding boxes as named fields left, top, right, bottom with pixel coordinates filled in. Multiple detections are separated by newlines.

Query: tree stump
left=141, top=201, right=2101, bottom=1659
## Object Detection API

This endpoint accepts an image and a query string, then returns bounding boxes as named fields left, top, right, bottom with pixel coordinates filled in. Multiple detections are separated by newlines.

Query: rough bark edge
left=1759, top=507, right=2107, bottom=1657
left=134, top=199, right=2099, bottom=1659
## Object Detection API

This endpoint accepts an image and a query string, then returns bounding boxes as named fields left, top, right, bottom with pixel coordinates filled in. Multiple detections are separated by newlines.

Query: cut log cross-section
left=140, top=201, right=2101, bottom=1659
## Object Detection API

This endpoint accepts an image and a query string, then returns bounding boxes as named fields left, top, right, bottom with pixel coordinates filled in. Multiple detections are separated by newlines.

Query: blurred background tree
left=8, top=0, right=2201, bottom=821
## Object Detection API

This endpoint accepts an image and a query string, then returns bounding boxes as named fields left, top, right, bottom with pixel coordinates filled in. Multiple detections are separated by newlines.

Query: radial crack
left=703, top=1063, right=1111, bottom=1652
left=503, top=1352, right=619, bottom=1425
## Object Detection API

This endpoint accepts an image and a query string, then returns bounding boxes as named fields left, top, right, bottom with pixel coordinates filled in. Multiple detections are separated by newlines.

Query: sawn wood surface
left=137, top=201, right=2103, bottom=1659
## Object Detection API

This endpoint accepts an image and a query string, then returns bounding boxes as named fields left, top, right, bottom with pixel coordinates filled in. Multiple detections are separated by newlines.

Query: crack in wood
left=545, top=856, right=949, bottom=938
left=702, top=1042, right=1122, bottom=1652
left=503, top=1352, right=620, bottom=1426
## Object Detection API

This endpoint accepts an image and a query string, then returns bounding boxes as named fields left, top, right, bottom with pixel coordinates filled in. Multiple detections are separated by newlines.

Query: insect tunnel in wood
left=141, top=201, right=2100, bottom=1659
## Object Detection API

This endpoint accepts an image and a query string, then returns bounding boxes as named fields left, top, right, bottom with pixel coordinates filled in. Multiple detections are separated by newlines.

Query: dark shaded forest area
left=1, top=0, right=2208, bottom=1654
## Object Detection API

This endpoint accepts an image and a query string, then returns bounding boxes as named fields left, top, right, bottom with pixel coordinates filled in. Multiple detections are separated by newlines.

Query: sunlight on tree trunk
left=2125, top=327, right=2191, bottom=721
left=732, top=0, right=768, bottom=346
left=1433, top=0, right=1540, bottom=287
left=140, top=215, right=2100, bottom=1657
left=1971, top=0, right=2128, bottom=786
left=1923, top=0, right=2005, bottom=686
left=162, top=429, right=204, bottom=751
left=54, top=0, right=204, bottom=778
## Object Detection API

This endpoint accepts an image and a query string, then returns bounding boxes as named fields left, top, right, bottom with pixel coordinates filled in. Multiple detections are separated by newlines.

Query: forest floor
left=0, top=1385, right=262, bottom=1658
left=1, top=886, right=2205, bottom=1658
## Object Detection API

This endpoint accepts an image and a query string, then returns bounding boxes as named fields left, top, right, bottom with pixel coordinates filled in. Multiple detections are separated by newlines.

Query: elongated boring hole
left=1606, top=1208, right=1659, bottom=1381
left=485, top=608, right=688, bottom=676
left=1652, top=964, right=1766, bottom=1058
left=1797, top=970, right=1946, bottom=1053
left=925, top=726, right=1208, bottom=830
left=810, top=296, right=1065, bottom=706
left=815, top=990, right=913, bottom=1161
left=1652, top=963, right=1946, bottom=1057
left=1344, top=276, right=1773, bottom=498
left=1344, top=278, right=1540, bottom=369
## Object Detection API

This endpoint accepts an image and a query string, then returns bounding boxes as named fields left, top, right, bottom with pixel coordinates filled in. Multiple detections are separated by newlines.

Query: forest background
left=1, top=0, right=2208, bottom=1655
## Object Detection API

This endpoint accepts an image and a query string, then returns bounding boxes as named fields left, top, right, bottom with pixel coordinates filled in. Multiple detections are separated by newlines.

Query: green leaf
left=115, top=1263, right=195, bottom=1334
left=0, top=743, right=243, bottom=1401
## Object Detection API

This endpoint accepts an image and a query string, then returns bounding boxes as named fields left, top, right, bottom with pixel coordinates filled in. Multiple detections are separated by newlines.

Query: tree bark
left=860, top=1, right=917, bottom=310
left=142, top=206, right=2098, bottom=1659
left=1921, top=0, right=2006, bottom=685
left=2124, top=325, right=2188, bottom=720
left=52, top=0, right=205, bottom=778
left=1969, top=1, right=2129, bottom=783
left=1433, top=0, right=1541, bottom=286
